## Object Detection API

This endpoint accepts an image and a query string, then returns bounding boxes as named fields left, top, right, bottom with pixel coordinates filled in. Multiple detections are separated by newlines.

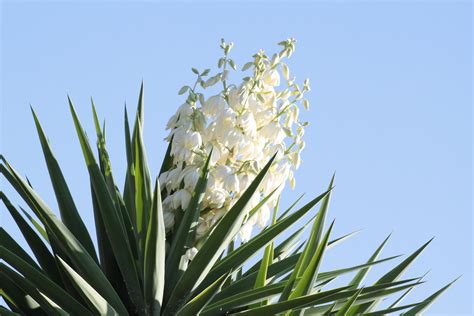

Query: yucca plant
left=1, top=41, right=455, bottom=316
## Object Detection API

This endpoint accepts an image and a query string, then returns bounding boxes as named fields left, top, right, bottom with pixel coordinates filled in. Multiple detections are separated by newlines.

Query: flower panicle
left=164, top=39, right=310, bottom=246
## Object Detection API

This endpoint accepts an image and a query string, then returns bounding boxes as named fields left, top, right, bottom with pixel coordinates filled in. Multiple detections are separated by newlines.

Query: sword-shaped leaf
left=1, top=248, right=91, bottom=315
left=69, top=98, right=144, bottom=314
left=401, top=277, right=459, bottom=315
left=0, top=157, right=128, bottom=315
left=1, top=194, right=61, bottom=283
left=351, top=238, right=433, bottom=314
left=164, top=153, right=211, bottom=298
left=143, top=180, right=166, bottom=315
left=280, top=176, right=334, bottom=303
left=163, top=155, right=276, bottom=315
left=57, top=256, right=118, bottom=315
left=199, top=188, right=331, bottom=297
left=334, top=288, right=363, bottom=316
left=31, top=108, right=97, bottom=262
left=177, top=274, right=228, bottom=316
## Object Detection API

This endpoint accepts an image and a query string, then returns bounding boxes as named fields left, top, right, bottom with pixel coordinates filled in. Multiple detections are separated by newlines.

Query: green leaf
left=280, top=175, right=334, bottom=303
left=298, top=174, right=335, bottom=273
left=131, top=83, right=153, bottom=249
left=57, top=256, right=118, bottom=315
left=134, top=119, right=152, bottom=250
left=327, top=230, right=361, bottom=249
left=276, top=193, right=305, bottom=221
left=92, top=102, right=140, bottom=268
left=254, top=200, right=279, bottom=291
left=177, top=274, right=228, bottom=316
left=334, top=288, right=363, bottom=316
left=353, top=238, right=433, bottom=314
left=123, top=104, right=137, bottom=228
left=19, top=206, right=49, bottom=242
left=159, top=137, right=174, bottom=176
left=199, top=188, right=331, bottom=298
left=288, top=220, right=334, bottom=300
left=203, top=280, right=288, bottom=315
left=0, top=227, right=41, bottom=272
left=165, top=152, right=211, bottom=298
left=363, top=302, right=421, bottom=315
left=0, top=158, right=128, bottom=315
left=1, top=264, right=47, bottom=315
left=316, top=255, right=402, bottom=284
left=1, top=193, right=61, bottom=284
left=300, top=279, right=422, bottom=315
left=144, top=179, right=166, bottom=315
left=1, top=247, right=91, bottom=315
left=211, top=254, right=300, bottom=304
left=164, top=155, right=277, bottom=315
left=0, top=306, right=22, bottom=316
left=401, top=277, right=459, bottom=315
left=388, top=271, right=429, bottom=309
left=31, top=108, right=97, bottom=262
left=233, top=286, right=351, bottom=316
left=68, top=97, right=144, bottom=314
left=335, top=233, right=391, bottom=310
left=349, top=234, right=386, bottom=284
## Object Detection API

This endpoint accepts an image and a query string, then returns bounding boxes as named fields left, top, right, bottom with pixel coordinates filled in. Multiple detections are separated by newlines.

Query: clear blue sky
left=1, top=1, right=472, bottom=314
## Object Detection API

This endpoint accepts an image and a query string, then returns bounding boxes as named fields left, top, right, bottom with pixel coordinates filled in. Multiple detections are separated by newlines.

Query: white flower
left=205, top=188, right=227, bottom=209
left=164, top=39, right=308, bottom=242
left=260, top=122, right=285, bottom=144
left=182, top=167, right=200, bottom=190
left=158, top=171, right=169, bottom=191
left=177, top=103, right=194, bottom=117
left=167, top=165, right=183, bottom=192
left=163, top=211, right=175, bottom=231
left=209, top=146, right=221, bottom=165
left=257, top=204, right=271, bottom=228
left=172, top=189, right=192, bottom=210
left=228, top=88, right=245, bottom=112
left=196, top=218, right=209, bottom=238
left=237, top=111, right=257, bottom=137
left=264, top=69, right=280, bottom=86
left=254, top=109, right=275, bottom=127
left=185, top=247, right=198, bottom=261
left=223, top=172, right=239, bottom=193
left=239, top=222, right=253, bottom=243
left=238, top=173, right=252, bottom=192
left=202, top=95, right=225, bottom=117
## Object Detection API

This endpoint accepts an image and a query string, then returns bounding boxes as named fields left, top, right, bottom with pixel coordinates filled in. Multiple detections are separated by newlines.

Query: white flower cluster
left=160, top=39, right=310, bottom=243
